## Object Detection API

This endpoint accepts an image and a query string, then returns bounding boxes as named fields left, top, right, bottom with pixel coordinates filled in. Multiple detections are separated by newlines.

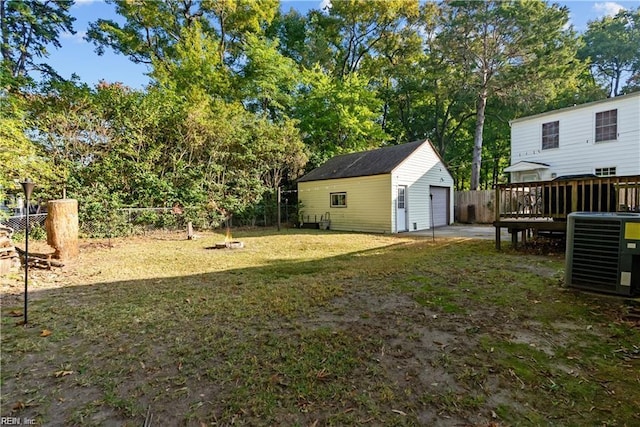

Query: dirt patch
left=301, top=288, right=527, bottom=425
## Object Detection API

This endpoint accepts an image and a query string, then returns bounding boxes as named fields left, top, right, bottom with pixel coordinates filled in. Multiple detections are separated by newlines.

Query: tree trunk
left=471, top=91, right=487, bottom=190
left=45, top=199, right=79, bottom=260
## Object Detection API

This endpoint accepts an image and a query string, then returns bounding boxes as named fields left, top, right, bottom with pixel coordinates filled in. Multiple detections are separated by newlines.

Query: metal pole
left=20, top=180, right=34, bottom=326
left=277, top=187, right=282, bottom=231
left=24, top=199, right=29, bottom=325
left=430, top=193, right=435, bottom=242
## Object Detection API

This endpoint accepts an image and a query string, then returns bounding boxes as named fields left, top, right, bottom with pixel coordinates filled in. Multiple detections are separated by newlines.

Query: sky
left=46, top=0, right=640, bottom=90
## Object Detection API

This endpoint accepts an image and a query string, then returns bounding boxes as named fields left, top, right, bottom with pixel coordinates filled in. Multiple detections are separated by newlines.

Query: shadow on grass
left=1, top=237, right=639, bottom=426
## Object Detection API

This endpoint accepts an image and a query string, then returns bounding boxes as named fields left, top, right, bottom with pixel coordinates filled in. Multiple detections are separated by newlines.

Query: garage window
left=330, top=192, right=347, bottom=208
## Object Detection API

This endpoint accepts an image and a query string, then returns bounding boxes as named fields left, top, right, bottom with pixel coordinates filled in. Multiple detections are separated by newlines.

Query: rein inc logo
left=1, top=418, right=37, bottom=425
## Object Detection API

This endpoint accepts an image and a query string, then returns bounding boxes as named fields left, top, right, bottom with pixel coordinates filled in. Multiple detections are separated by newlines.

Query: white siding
left=392, top=142, right=455, bottom=231
left=510, top=92, right=640, bottom=182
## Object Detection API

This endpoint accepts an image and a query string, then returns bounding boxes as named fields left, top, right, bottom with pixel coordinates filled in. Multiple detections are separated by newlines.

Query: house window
left=541, top=121, right=559, bottom=149
left=330, top=192, right=347, bottom=208
left=595, top=167, right=616, bottom=177
left=595, top=109, right=617, bottom=142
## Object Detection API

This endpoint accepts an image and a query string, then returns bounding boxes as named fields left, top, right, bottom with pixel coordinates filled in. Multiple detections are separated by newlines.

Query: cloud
left=73, top=0, right=102, bottom=7
left=319, top=0, right=332, bottom=12
left=593, top=2, right=625, bottom=17
left=563, top=12, right=573, bottom=30
left=61, top=30, right=88, bottom=44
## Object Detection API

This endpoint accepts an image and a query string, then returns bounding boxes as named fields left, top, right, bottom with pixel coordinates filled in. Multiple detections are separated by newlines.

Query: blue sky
left=48, top=0, right=640, bottom=90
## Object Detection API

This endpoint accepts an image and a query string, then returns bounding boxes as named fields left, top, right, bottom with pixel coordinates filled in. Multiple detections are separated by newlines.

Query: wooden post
left=45, top=199, right=79, bottom=260
left=187, top=221, right=194, bottom=240
left=571, top=179, right=578, bottom=215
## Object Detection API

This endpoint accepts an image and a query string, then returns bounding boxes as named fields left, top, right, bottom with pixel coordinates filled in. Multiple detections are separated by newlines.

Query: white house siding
left=298, top=174, right=393, bottom=233
left=391, top=142, right=455, bottom=231
left=510, top=92, right=640, bottom=182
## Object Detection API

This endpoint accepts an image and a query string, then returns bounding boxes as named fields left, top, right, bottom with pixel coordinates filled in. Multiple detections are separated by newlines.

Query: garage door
left=430, top=186, right=449, bottom=227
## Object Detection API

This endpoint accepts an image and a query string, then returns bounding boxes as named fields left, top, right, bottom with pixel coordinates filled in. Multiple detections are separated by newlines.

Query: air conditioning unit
left=566, top=212, right=640, bottom=296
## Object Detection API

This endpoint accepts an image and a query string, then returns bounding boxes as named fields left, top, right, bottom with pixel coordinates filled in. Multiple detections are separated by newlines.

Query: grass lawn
left=1, top=229, right=639, bottom=426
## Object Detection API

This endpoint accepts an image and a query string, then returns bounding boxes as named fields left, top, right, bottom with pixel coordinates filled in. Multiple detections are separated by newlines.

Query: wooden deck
left=494, top=219, right=567, bottom=249
left=494, top=175, right=640, bottom=249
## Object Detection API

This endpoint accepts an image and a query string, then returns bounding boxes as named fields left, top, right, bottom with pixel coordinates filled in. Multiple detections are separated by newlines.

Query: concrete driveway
left=412, top=224, right=509, bottom=240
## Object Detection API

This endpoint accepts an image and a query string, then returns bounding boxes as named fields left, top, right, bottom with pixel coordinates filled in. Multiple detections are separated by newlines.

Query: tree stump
left=45, top=199, right=79, bottom=260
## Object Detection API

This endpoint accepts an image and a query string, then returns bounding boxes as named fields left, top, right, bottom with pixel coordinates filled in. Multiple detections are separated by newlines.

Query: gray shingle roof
left=298, top=139, right=427, bottom=182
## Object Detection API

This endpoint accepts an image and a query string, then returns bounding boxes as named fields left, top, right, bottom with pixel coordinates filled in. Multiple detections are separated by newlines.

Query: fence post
left=571, top=180, right=578, bottom=214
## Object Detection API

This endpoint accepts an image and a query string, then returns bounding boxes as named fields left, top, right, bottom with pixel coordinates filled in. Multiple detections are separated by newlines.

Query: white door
left=396, top=186, right=407, bottom=232
left=430, top=186, right=449, bottom=227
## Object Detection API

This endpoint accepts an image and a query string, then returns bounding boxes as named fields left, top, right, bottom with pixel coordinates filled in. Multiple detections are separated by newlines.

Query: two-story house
left=505, top=91, right=640, bottom=183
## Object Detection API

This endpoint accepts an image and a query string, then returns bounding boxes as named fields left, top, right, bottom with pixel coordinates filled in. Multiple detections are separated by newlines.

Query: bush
left=78, top=199, right=131, bottom=238
left=12, top=223, right=47, bottom=242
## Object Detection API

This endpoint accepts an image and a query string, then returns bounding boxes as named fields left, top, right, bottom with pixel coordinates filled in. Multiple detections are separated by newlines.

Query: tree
left=0, top=0, right=75, bottom=84
left=162, top=90, right=305, bottom=223
left=239, top=34, right=300, bottom=119
left=327, top=0, right=420, bottom=78
left=265, top=9, right=309, bottom=66
left=87, top=0, right=278, bottom=69
left=358, top=1, right=426, bottom=139
left=205, top=0, right=279, bottom=64
left=87, top=2, right=307, bottom=226
left=149, top=22, right=232, bottom=100
left=580, top=7, right=640, bottom=96
left=251, top=116, right=307, bottom=191
left=294, top=66, right=388, bottom=168
left=86, top=0, right=203, bottom=65
left=27, top=80, right=107, bottom=198
left=437, top=0, right=583, bottom=190
left=0, top=91, right=52, bottom=209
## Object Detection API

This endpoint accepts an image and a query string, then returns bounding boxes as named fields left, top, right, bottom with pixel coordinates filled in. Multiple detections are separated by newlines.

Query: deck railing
left=495, top=175, right=640, bottom=222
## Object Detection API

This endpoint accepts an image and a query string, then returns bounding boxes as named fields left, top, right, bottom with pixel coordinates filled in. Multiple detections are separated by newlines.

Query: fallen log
left=30, top=258, right=65, bottom=269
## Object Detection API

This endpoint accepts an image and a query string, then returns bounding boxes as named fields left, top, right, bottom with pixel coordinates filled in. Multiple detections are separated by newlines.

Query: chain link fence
left=79, top=207, right=188, bottom=237
left=1, top=203, right=301, bottom=239
left=0, top=209, right=186, bottom=239
left=0, top=213, right=48, bottom=233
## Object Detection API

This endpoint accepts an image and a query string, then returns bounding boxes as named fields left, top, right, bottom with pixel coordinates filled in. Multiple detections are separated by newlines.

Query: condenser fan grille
left=570, top=219, right=621, bottom=290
